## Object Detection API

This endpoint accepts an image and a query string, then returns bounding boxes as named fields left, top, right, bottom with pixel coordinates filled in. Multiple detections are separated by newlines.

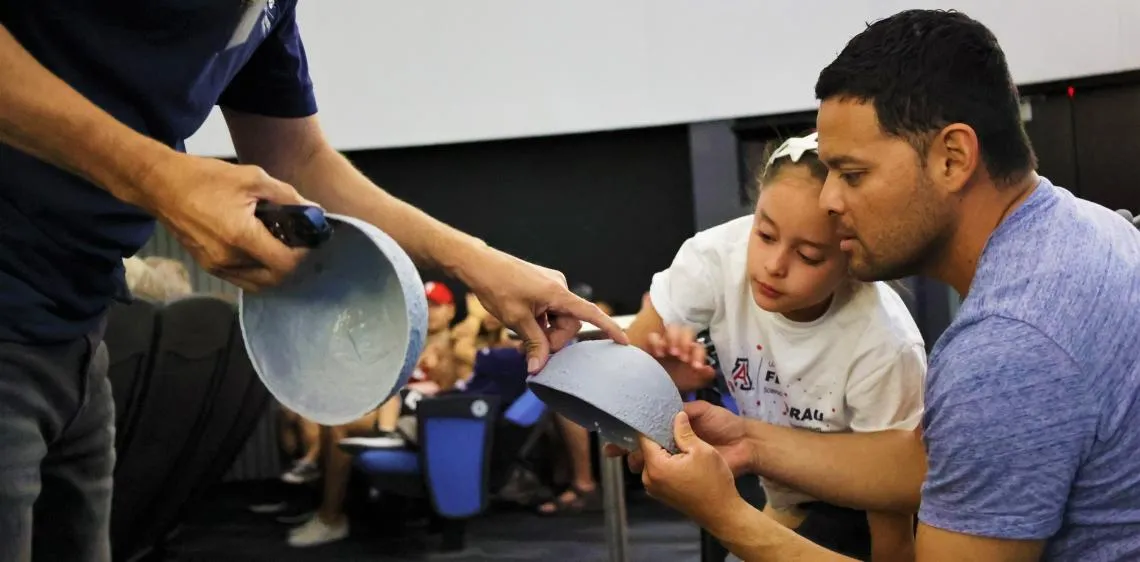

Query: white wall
left=186, top=0, right=1140, bottom=157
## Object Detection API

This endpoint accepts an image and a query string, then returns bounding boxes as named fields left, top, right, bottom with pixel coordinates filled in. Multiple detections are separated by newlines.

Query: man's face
left=816, top=99, right=954, bottom=281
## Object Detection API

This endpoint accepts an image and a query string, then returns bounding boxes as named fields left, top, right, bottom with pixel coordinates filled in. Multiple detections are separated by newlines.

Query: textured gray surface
left=238, top=214, right=427, bottom=426
left=528, top=340, right=683, bottom=452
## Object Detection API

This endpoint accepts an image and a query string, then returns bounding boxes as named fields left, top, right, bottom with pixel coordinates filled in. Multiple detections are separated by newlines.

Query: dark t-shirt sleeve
left=919, top=316, right=1097, bottom=540
left=218, top=5, right=317, bottom=118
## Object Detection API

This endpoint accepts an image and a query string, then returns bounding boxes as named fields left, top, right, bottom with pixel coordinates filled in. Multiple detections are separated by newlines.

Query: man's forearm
left=708, top=498, right=857, bottom=562
left=0, top=24, right=173, bottom=207
left=286, top=147, right=486, bottom=279
left=746, top=421, right=925, bottom=513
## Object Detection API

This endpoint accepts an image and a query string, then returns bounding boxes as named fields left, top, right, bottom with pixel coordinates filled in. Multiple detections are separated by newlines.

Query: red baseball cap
left=424, top=281, right=454, bottom=306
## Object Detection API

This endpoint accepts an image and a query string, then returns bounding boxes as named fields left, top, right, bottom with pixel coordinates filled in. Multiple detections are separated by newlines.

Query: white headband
left=767, top=132, right=819, bottom=166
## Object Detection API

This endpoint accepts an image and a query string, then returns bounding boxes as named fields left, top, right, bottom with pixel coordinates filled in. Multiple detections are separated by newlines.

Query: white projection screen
left=185, top=0, right=1140, bottom=157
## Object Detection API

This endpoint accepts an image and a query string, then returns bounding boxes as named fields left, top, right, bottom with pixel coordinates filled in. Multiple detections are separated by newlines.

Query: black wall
left=333, top=74, right=1140, bottom=325
left=344, top=126, right=695, bottom=314
left=1023, top=78, right=1140, bottom=212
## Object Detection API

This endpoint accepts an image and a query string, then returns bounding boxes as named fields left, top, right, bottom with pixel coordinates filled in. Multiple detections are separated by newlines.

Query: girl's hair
left=755, top=130, right=828, bottom=194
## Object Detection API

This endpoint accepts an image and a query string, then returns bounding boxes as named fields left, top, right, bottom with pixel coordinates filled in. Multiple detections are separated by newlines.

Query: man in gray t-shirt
left=916, top=176, right=1140, bottom=560
left=812, top=10, right=1140, bottom=560
left=623, top=9, right=1140, bottom=562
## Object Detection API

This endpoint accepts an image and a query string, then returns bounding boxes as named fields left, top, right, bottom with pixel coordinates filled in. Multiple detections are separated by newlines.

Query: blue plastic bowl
left=238, top=214, right=427, bottom=426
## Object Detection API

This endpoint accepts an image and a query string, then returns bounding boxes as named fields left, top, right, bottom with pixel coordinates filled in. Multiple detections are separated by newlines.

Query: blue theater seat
left=503, top=388, right=546, bottom=428
left=354, top=394, right=501, bottom=552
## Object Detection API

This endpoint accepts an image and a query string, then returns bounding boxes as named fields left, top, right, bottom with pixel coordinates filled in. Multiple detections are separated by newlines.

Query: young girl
left=628, top=133, right=924, bottom=562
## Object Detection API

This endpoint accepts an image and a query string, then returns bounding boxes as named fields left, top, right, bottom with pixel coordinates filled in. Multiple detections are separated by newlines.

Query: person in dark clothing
left=0, top=4, right=624, bottom=560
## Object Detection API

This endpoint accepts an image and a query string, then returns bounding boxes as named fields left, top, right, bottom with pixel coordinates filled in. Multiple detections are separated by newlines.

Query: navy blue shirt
left=0, top=0, right=317, bottom=343
left=462, top=347, right=529, bottom=404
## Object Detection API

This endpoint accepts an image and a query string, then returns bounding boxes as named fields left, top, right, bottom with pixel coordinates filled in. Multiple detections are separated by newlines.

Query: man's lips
left=836, top=224, right=858, bottom=251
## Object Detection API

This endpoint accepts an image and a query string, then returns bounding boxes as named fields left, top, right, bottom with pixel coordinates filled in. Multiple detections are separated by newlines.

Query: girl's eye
left=799, top=254, right=824, bottom=266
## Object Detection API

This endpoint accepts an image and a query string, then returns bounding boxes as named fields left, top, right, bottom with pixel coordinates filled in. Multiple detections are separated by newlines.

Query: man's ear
left=929, top=123, right=980, bottom=195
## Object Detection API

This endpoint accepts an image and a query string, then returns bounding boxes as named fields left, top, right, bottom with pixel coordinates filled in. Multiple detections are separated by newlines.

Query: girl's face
left=746, top=165, right=849, bottom=321
left=416, top=338, right=453, bottom=374
left=427, top=303, right=455, bottom=333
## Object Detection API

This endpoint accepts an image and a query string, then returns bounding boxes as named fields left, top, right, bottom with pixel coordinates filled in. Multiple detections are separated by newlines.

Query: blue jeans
left=0, top=326, right=114, bottom=562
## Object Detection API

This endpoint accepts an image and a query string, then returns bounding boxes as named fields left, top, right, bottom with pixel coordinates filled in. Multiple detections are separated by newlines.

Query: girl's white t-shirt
left=649, top=216, right=927, bottom=509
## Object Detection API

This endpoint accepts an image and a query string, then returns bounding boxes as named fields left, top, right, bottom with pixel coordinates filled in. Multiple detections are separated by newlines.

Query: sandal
left=536, top=484, right=602, bottom=516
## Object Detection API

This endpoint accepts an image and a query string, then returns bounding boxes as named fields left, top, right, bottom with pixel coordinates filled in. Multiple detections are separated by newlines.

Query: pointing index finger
left=557, top=295, right=630, bottom=344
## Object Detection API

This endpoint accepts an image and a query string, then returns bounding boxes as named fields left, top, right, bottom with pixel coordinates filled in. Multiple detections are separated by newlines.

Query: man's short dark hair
left=815, top=9, right=1036, bottom=183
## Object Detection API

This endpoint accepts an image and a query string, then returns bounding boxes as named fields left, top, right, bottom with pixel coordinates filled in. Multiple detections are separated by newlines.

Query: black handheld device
left=254, top=201, right=333, bottom=248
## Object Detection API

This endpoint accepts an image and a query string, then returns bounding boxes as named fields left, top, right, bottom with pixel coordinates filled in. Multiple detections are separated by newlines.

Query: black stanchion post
left=694, top=387, right=730, bottom=562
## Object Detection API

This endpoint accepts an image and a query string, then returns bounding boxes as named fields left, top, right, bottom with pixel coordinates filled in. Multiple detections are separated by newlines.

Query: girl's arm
left=626, top=300, right=716, bottom=392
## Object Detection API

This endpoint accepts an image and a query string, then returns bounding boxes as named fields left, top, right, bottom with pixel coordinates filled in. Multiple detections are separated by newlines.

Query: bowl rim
left=236, top=213, right=425, bottom=425
left=526, top=341, right=682, bottom=450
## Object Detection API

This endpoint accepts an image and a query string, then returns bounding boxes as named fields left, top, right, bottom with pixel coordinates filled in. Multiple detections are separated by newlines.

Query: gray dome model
left=238, top=214, right=427, bottom=426
left=528, top=340, right=683, bottom=453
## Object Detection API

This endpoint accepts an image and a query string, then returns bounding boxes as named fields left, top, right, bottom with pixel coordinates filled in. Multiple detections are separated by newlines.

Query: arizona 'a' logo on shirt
left=730, top=358, right=753, bottom=391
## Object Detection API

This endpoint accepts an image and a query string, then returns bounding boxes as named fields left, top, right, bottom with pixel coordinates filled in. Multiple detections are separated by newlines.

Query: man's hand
left=140, top=153, right=315, bottom=292
left=645, top=324, right=716, bottom=380
left=639, top=411, right=742, bottom=529
left=463, top=248, right=629, bottom=373
left=607, top=400, right=756, bottom=477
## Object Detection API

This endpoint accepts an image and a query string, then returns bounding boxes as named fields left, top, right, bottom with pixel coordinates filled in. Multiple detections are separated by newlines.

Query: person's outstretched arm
left=221, top=110, right=627, bottom=372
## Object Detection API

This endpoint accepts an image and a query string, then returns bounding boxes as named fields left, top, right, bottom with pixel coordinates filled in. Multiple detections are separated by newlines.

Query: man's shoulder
left=930, top=315, right=1074, bottom=382
left=966, top=179, right=1140, bottom=367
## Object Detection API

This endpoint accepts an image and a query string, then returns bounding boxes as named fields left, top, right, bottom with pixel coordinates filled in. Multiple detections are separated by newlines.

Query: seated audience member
left=619, top=132, right=926, bottom=560
left=460, top=346, right=528, bottom=402
left=451, top=292, right=513, bottom=379
left=278, top=406, right=322, bottom=485
left=143, top=255, right=192, bottom=291
left=286, top=282, right=459, bottom=547
left=536, top=283, right=611, bottom=516
left=392, top=339, right=531, bottom=447
left=122, top=256, right=193, bottom=302
left=285, top=407, right=399, bottom=547
left=123, top=256, right=149, bottom=291
left=423, top=281, right=456, bottom=343
left=535, top=414, right=601, bottom=516
left=626, top=11, right=1140, bottom=562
